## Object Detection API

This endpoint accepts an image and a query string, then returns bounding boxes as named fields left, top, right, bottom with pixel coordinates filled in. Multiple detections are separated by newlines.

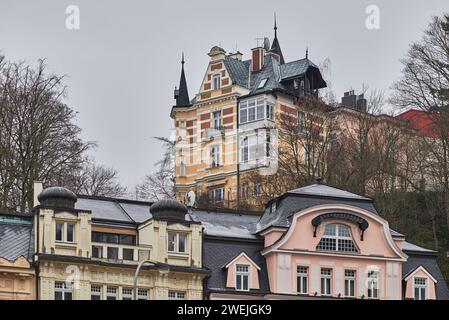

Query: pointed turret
left=270, top=13, right=285, bottom=64
left=174, top=53, right=191, bottom=107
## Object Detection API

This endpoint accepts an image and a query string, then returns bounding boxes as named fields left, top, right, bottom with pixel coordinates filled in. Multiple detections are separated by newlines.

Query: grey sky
left=1, top=0, right=449, bottom=190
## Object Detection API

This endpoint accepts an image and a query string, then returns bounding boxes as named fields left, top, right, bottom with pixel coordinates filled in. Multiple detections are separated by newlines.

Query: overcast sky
left=1, top=0, right=449, bottom=191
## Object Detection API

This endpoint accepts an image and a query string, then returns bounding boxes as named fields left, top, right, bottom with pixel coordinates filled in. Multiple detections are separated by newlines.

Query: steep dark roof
left=0, top=214, right=33, bottom=261
left=203, top=237, right=270, bottom=294
left=257, top=184, right=377, bottom=233
left=223, top=56, right=250, bottom=87
left=402, top=251, right=449, bottom=300
left=270, top=17, right=285, bottom=64
left=175, top=55, right=191, bottom=107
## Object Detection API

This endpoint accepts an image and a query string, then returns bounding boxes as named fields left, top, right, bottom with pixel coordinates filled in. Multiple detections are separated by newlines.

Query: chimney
left=229, top=51, right=243, bottom=61
left=251, top=47, right=265, bottom=72
left=341, top=90, right=367, bottom=113
left=33, top=181, right=43, bottom=207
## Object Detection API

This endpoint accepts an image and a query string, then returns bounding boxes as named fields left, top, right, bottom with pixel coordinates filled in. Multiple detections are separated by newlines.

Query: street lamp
left=133, top=260, right=154, bottom=300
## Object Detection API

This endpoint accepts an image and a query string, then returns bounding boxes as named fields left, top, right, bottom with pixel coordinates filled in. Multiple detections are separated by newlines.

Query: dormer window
left=414, top=277, right=427, bottom=300
left=270, top=202, right=277, bottom=213
left=236, top=264, right=250, bottom=291
left=294, top=78, right=299, bottom=89
left=258, top=78, right=268, bottom=89
left=316, top=224, right=357, bottom=252
left=56, top=222, right=75, bottom=243
left=213, top=74, right=221, bottom=90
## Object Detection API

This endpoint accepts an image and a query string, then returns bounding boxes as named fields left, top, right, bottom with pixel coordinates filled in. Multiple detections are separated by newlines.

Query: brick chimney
left=251, top=47, right=265, bottom=72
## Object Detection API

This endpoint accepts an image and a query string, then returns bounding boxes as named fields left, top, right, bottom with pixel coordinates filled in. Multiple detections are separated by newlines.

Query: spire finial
left=181, top=52, right=185, bottom=65
left=306, top=47, right=309, bottom=59
left=274, top=12, right=278, bottom=36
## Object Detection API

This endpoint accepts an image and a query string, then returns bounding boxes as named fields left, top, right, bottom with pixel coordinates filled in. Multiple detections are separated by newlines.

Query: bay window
left=239, top=97, right=273, bottom=124
left=239, top=134, right=265, bottom=163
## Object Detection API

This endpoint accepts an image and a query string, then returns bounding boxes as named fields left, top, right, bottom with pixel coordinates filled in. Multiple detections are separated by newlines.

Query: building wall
left=0, top=257, right=35, bottom=300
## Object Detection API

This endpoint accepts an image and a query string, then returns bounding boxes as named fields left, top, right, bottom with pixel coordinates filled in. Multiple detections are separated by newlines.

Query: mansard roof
left=0, top=212, right=33, bottom=261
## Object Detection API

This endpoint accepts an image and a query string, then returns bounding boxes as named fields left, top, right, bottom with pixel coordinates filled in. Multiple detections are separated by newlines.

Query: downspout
left=236, top=98, right=240, bottom=210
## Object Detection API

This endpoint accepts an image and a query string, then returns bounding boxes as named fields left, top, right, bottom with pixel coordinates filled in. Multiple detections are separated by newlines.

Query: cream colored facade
left=34, top=184, right=206, bottom=300
left=0, top=256, right=35, bottom=300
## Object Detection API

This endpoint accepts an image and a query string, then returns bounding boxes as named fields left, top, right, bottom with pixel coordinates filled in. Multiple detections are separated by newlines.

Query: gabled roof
left=0, top=214, right=33, bottom=261
left=223, top=56, right=250, bottom=87
left=224, top=252, right=261, bottom=270
left=404, top=265, right=438, bottom=283
left=279, top=58, right=317, bottom=80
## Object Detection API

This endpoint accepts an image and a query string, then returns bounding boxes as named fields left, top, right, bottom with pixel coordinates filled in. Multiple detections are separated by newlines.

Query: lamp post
left=133, top=260, right=154, bottom=300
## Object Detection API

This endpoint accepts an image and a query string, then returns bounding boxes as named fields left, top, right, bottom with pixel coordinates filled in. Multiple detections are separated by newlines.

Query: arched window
left=316, top=224, right=357, bottom=252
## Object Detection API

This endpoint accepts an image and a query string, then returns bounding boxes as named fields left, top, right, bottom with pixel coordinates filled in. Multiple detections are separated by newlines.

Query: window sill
left=168, top=252, right=189, bottom=259
left=55, top=241, right=77, bottom=247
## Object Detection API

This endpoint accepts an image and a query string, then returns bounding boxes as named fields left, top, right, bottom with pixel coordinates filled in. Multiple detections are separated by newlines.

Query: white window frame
left=239, top=134, right=265, bottom=163
left=236, top=264, right=250, bottom=292
left=344, top=270, right=356, bottom=298
left=414, top=277, right=427, bottom=300
left=55, top=221, right=75, bottom=243
left=137, top=288, right=149, bottom=300
left=213, top=111, right=222, bottom=129
left=167, top=232, right=187, bottom=254
left=297, top=266, right=308, bottom=295
left=367, top=271, right=379, bottom=299
left=209, top=187, right=224, bottom=204
left=122, top=287, right=133, bottom=300
left=239, top=97, right=266, bottom=124
left=55, top=281, right=73, bottom=300
left=241, top=182, right=249, bottom=200
left=106, top=286, right=117, bottom=300
left=211, top=145, right=220, bottom=167
left=168, top=291, right=186, bottom=300
left=90, top=284, right=102, bottom=300
left=213, top=74, right=221, bottom=90
left=320, top=268, right=332, bottom=296
left=254, top=182, right=261, bottom=197
left=316, top=224, right=358, bottom=253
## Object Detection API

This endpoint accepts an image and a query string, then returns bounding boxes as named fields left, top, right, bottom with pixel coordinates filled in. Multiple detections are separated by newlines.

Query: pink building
left=201, top=183, right=449, bottom=300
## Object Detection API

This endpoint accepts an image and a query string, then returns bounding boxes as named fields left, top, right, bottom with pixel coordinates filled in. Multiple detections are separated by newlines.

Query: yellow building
left=33, top=183, right=207, bottom=300
left=171, top=19, right=327, bottom=209
left=0, top=211, right=35, bottom=300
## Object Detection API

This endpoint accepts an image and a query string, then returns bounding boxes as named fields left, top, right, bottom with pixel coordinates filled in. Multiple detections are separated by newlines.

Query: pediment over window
left=224, top=252, right=260, bottom=291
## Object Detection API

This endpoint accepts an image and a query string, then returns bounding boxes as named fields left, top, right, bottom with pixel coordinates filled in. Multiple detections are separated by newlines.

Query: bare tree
left=0, top=58, right=94, bottom=212
left=391, top=13, right=449, bottom=229
left=61, top=160, right=127, bottom=198
left=135, top=137, right=175, bottom=201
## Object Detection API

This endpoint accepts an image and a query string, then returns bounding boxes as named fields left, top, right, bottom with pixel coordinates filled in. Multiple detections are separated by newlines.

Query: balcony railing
left=91, top=242, right=151, bottom=264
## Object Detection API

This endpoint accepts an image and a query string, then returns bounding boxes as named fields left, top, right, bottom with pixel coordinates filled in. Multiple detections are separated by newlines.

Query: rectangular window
left=239, top=97, right=270, bottom=124
left=241, top=182, right=249, bottom=199
left=92, top=232, right=136, bottom=245
left=56, top=223, right=63, bottom=241
left=213, top=74, right=221, bottom=90
left=55, top=281, right=72, bottom=300
left=167, top=232, right=187, bottom=253
left=213, top=111, right=221, bottom=129
left=239, top=134, right=265, bottom=163
left=209, top=188, right=224, bottom=204
left=122, top=288, right=133, bottom=300
left=236, top=265, right=250, bottom=291
left=211, top=145, right=220, bottom=167
left=122, top=248, right=134, bottom=261
left=297, top=266, right=308, bottom=294
left=367, top=271, right=379, bottom=299
left=168, top=291, right=186, bottom=300
left=106, top=287, right=117, bottom=300
left=320, top=268, right=332, bottom=296
left=138, top=288, right=149, bottom=300
left=107, top=247, right=119, bottom=260
left=298, top=111, right=306, bottom=134
left=92, top=246, right=103, bottom=258
left=414, top=277, right=427, bottom=300
left=254, top=182, right=261, bottom=197
left=344, top=270, right=356, bottom=298
left=56, top=222, right=75, bottom=243
left=91, top=284, right=102, bottom=300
